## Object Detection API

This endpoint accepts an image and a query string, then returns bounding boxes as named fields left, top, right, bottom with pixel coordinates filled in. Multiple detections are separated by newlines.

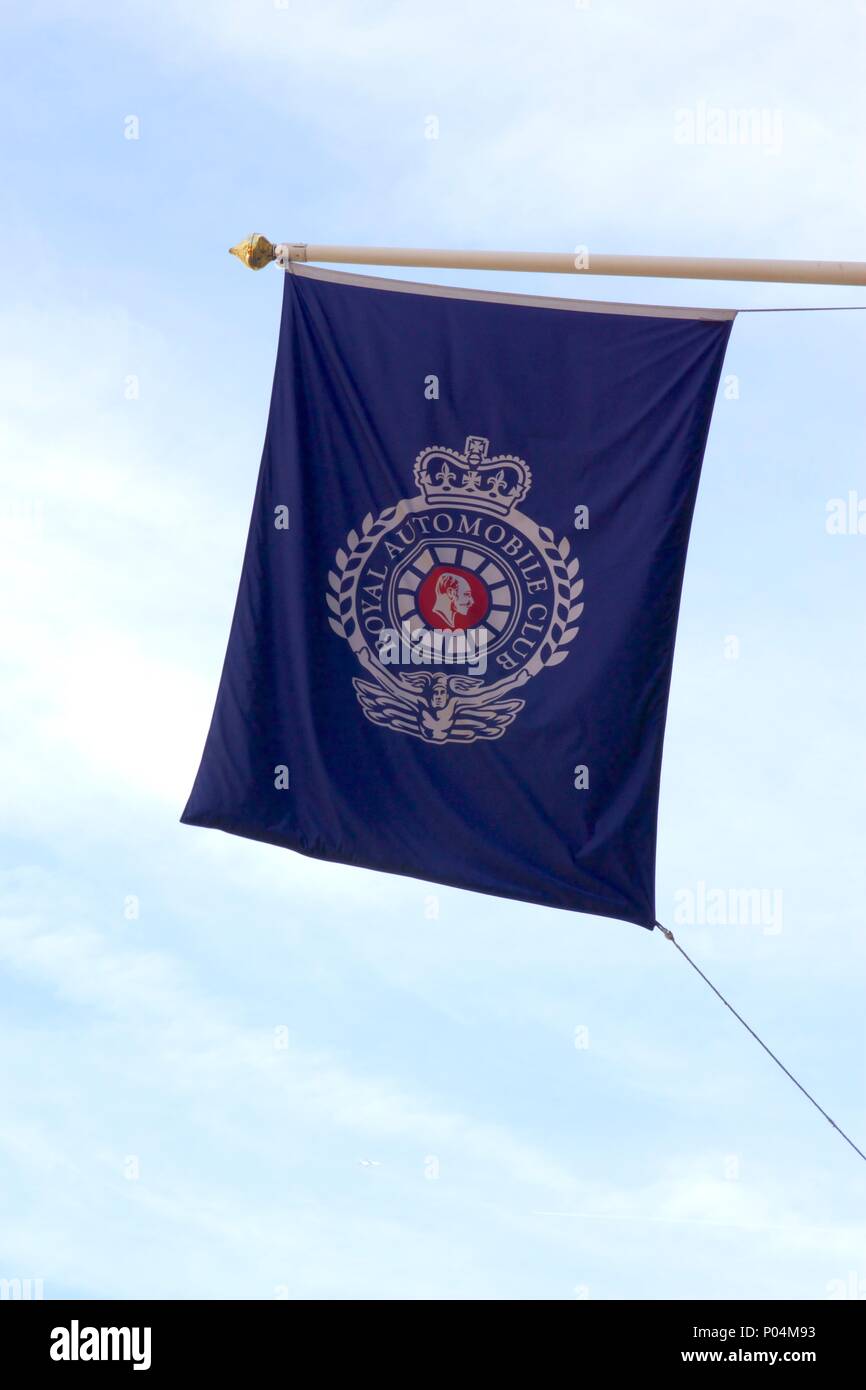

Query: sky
left=1, top=0, right=865, bottom=1301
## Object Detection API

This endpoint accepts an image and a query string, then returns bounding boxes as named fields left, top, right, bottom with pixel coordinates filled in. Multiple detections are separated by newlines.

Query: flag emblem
left=326, top=434, right=584, bottom=744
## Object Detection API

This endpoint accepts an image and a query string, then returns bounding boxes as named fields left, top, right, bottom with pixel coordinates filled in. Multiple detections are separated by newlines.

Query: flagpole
left=229, top=235, right=866, bottom=288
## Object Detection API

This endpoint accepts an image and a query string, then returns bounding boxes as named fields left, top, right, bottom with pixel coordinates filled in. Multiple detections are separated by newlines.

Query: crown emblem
left=413, top=436, right=532, bottom=518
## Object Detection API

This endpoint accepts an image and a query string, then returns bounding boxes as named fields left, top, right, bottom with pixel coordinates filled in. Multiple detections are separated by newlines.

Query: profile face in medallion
left=417, top=565, right=490, bottom=631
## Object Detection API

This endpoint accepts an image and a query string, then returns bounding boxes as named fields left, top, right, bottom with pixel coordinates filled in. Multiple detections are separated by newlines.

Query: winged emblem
left=353, top=669, right=524, bottom=744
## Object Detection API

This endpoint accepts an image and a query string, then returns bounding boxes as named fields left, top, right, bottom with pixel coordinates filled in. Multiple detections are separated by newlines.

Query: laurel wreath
left=326, top=507, right=584, bottom=673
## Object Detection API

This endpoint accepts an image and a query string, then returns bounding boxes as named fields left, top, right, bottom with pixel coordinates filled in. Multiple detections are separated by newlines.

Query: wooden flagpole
left=229, top=235, right=866, bottom=287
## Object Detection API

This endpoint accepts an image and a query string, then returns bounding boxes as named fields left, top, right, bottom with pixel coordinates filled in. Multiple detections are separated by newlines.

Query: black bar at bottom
left=3, top=1298, right=859, bottom=1374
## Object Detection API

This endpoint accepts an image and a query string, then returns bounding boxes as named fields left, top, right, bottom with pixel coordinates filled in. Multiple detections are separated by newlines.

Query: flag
left=182, top=265, right=734, bottom=928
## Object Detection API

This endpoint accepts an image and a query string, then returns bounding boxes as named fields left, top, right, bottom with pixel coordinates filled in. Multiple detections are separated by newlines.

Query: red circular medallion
left=417, top=565, right=489, bottom=631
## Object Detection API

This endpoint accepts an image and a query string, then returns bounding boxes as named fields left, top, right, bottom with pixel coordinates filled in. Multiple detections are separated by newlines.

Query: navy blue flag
left=183, top=266, right=734, bottom=928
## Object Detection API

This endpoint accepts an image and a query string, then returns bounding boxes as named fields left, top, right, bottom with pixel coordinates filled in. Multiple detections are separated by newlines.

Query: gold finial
left=228, top=234, right=277, bottom=270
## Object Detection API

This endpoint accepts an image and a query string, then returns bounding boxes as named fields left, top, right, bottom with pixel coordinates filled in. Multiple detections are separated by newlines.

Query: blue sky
left=1, top=0, right=865, bottom=1300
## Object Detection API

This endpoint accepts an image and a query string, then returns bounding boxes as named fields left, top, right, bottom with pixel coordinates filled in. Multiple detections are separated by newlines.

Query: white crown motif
left=413, top=436, right=532, bottom=518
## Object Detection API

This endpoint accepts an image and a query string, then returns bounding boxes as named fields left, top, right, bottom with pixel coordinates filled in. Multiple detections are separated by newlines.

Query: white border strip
left=285, top=262, right=737, bottom=322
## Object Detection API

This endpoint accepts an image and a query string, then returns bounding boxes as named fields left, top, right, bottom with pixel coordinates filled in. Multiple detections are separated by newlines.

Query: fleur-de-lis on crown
left=437, top=461, right=456, bottom=488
